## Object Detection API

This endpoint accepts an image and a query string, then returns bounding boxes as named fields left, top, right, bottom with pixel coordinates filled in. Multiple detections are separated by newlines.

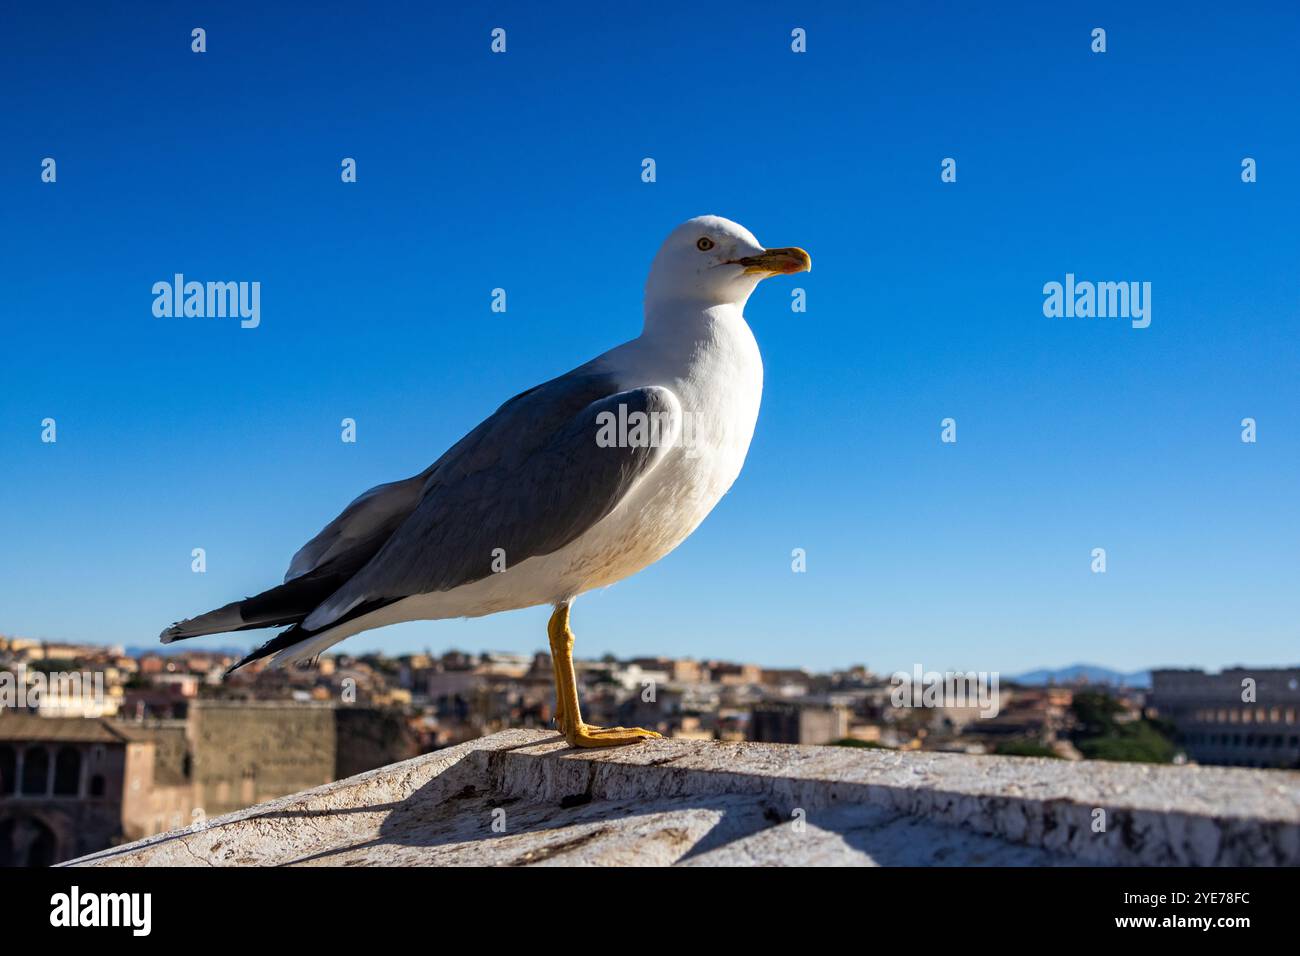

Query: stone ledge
left=68, top=730, right=1300, bottom=866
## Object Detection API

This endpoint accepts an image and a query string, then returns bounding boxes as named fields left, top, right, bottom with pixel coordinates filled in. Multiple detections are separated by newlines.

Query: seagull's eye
left=696, top=237, right=715, bottom=251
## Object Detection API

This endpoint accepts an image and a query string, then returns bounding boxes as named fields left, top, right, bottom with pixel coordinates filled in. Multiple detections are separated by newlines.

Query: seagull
left=161, top=216, right=810, bottom=747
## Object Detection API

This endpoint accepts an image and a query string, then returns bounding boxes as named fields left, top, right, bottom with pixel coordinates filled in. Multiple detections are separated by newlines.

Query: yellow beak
left=730, top=247, right=811, bottom=277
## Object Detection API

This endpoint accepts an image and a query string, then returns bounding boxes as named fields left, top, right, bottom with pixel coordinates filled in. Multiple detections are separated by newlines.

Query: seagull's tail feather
left=222, top=625, right=315, bottom=676
left=223, top=598, right=398, bottom=677
left=159, top=571, right=350, bottom=644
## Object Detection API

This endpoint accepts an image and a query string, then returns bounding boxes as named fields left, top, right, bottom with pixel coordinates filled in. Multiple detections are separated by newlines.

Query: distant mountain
left=1008, top=664, right=1151, bottom=688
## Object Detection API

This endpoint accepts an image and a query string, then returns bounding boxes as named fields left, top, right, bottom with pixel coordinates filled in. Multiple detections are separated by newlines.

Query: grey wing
left=303, top=376, right=681, bottom=631
left=161, top=473, right=427, bottom=646
left=285, top=476, right=427, bottom=583
left=284, top=366, right=616, bottom=585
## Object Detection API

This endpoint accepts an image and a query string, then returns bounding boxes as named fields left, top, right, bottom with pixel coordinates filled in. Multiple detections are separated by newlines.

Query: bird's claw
left=564, top=723, right=662, bottom=748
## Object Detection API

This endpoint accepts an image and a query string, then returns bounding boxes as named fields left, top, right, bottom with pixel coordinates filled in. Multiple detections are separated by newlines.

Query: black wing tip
left=222, top=656, right=252, bottom=679
left=223, top=625, right=307, bottom=679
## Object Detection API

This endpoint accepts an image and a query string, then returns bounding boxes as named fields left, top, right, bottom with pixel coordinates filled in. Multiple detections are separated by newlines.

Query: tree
left=993, top=740, right=1061, bottom=759
left=1069, top=691, right=1175, bottom=764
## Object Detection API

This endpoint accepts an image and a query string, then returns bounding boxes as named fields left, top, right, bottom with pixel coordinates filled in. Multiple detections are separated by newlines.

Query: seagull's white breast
left=556, top=306, right=765, bottom=596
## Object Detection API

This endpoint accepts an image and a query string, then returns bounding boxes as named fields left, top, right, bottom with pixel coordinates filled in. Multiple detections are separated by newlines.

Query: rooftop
left=0, top=715, right=133, bottom=744
left=69, top=730, right=1300, bottom=866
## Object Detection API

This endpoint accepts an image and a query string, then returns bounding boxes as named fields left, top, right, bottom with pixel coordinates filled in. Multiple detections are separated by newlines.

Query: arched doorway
left=20, top=747, right=49, bottom=796
left=53, top=746, right=81, bottom=796
left=0, top=816, right=60, bottom=867
left=0, top=745, right=15, bottom=796
left=26, top=820, right=57, bottom=866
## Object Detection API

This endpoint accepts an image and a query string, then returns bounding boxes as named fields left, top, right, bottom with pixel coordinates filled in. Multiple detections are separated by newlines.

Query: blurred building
left=0, top=715, right=191, bottom=865
left=957, top=687, right=1074, bottom=746
left=708, top=661, right=763, bottom=686
left=1150, top=668, right=1300, bottom=769
left=749, top=702, right=849, bottom=744
left=186, top=700, right=418, bottom=815
left=0, top=700, right=417, bottom=864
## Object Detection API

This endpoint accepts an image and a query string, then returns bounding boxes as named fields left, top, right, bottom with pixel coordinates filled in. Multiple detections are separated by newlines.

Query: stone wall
left=334, top=707, right=419, bottom=780
left=71, top=729, right=1300, bottom=867
left=189, top=701, right=338, bottom=816
left=188, top=701, right=418, bottom=817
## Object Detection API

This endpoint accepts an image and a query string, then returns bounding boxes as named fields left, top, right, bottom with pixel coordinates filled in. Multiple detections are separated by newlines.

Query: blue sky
left=2, top=2, right=1297, bottom=674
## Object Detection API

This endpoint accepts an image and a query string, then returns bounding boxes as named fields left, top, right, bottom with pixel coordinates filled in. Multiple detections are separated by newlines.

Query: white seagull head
left=644, top=215, right=811, bottom=312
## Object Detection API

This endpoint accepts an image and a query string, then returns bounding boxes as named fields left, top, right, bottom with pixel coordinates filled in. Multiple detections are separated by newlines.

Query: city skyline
left=2, top=628, right=1292, bottom=685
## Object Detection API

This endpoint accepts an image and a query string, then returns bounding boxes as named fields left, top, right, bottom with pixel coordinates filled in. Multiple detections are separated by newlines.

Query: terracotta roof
left=0, top=715, right=130, bottom=744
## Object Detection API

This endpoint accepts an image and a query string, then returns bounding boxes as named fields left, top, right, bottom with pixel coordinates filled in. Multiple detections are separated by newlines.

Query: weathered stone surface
left=68, top=730, right=1300, bottom=867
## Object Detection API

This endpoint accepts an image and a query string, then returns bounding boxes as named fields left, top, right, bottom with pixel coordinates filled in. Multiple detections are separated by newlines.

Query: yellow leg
left=548, top=637, right=569, bottom=735
left=547, top=603, right=661, bottom=747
